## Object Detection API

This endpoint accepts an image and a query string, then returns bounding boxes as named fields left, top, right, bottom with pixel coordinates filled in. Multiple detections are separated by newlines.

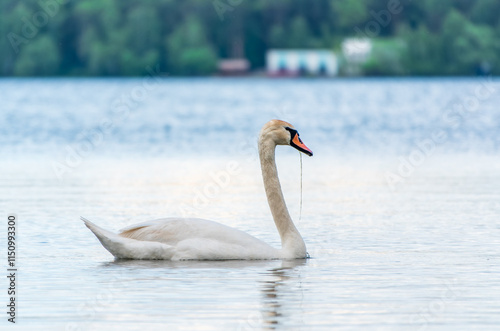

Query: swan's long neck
left=259, top=138, right=306, bottom=258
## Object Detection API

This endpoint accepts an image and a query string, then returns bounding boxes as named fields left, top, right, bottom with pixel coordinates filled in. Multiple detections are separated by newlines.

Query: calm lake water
left=1, top=78, right=500, bottom=330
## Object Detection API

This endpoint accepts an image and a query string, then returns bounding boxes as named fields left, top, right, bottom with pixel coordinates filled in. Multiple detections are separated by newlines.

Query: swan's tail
left=81, top=217, right=174, bottom=260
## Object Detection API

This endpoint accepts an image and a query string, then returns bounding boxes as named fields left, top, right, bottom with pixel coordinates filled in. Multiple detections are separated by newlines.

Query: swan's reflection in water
left=103, top=258, right=283, bottom=270
left=101, top=258, right=307, bottom=329
left=258, top=259, right=307, bottom=329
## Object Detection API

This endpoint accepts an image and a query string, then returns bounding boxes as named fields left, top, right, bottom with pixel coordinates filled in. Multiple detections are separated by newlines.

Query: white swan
left=83, top=119, right=313, bottom=260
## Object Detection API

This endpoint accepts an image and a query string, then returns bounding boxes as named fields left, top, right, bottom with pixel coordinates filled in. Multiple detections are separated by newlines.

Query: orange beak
left=291, top=134, right=313, bottom=156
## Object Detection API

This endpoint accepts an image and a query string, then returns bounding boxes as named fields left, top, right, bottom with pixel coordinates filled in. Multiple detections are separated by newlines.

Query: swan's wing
left=118, top=218, right=279, bottom=255
left=118, top=219, right=168, bottom=233
left=118, top=218, right=202, bottom=244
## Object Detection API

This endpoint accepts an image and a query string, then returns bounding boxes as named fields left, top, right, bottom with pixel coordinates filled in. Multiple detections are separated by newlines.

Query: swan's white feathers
left=85, top=217, right=279, bottom=260
left=82, top=217, right=175, bottom=259
left=119, top=218, right=265, bottom=245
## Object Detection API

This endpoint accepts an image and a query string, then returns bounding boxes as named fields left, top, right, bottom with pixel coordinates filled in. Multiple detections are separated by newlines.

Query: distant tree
left=269, top=24, right=287, bottom=48
left=125, top=6, right=161, bottom=53
left=1, top=2, right=37, bottom=75
left=330, top=0, right=369, bottom=32
left=418, top=0, right=455, bottom=32
left=441, top=9, right=497, bottom=74
left=166, top=16, right=217, bottom=75
left=469, top=0, right=500, bottom=26
left=287, top=16, right=321, bottom=48
left=13, top=35, right=60, bottom=76
left=74, top=0, right=125, bottom=75
left=120, top=6, right=161, bottom=75
left=398, top=24, right=442, bottom=75
left=362, top=39, right=406, bottom=76
left=452, top=0, right=477, bottom=14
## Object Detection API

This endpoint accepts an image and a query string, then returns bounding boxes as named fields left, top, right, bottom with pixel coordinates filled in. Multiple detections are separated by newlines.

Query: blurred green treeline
left=1, top=0, right=499, bottom=76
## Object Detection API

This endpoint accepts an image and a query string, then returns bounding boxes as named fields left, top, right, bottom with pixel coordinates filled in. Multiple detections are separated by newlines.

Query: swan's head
left=260, top=120, right=313, bottom=156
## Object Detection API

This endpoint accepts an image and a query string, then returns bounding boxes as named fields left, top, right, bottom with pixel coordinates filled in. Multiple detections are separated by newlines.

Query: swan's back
left=118, top=218, right=279, bottom=260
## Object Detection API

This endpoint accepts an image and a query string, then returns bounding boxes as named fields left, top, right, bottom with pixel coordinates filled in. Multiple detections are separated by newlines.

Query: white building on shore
left=341, top=38, right=373, bottom=76
left=266, top=49, right=338, bottom=76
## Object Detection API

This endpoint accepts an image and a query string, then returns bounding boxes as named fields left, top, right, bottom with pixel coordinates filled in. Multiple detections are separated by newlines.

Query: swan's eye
left=284, top=127, right=297, bottom=139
